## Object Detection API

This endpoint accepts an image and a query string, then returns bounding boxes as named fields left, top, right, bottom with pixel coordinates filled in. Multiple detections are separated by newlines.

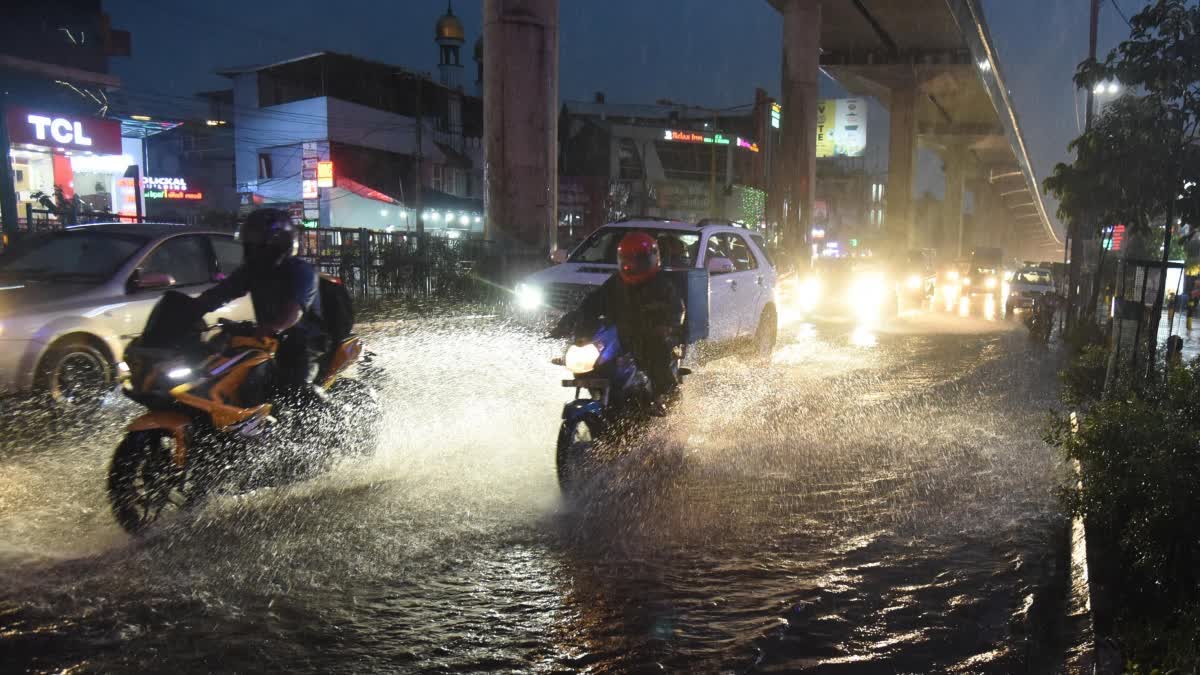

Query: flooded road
left=0, top=309, right=1067, bottom=673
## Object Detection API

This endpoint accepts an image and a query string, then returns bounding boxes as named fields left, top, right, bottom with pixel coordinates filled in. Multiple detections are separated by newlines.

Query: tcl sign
left=5, top=105, right=123, bottom=155
left=27, top=115, right=94, bottom=146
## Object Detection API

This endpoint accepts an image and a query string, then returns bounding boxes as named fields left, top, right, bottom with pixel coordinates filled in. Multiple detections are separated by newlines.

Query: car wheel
left=750, top=305, right=778, bottom=358
left=37, top=337, right=114, bottom=407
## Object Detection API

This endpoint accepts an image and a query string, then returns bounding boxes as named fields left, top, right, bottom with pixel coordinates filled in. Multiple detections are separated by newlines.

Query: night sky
left=104, top=0, right=1141, bottom=226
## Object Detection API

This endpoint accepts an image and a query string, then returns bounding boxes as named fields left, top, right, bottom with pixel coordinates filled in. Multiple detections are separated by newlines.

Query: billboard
left=816, top=98, right=868, bottom=158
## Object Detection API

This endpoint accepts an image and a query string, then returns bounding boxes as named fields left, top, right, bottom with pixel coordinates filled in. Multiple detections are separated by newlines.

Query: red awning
left=336, top=176, right=400, bottom=204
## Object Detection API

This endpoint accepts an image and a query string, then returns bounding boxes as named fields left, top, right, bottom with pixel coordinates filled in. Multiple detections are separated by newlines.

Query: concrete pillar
left=886, top=86, right=918, bottom=251
left=779, top=0, right=820, bottom=257
left=483, top=0, right=559, bottom=263
left=941, top=144, right=968, bottom=258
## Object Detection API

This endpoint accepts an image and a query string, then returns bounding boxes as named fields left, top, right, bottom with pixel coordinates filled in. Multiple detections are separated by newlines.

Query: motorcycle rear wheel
left=556, top=416, right=602, bottom=495
left=108, top=430, right=199, bottom=535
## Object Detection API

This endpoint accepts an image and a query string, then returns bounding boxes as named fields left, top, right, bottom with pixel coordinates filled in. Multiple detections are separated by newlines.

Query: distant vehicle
left=0, top=224, right=255, bottom=405
left=1006, top=266, right=1056, bottom=318
left=515, top=218, right=778, bottom=355
left=962, top=247, right=1005, bottom=297
left=898, top=248, right=937, bottom=306
left=795, top=256, right=898, bottom=321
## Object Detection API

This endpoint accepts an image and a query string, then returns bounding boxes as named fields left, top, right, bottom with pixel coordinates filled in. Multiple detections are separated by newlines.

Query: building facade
left=222, top=11, right=484, bottom=236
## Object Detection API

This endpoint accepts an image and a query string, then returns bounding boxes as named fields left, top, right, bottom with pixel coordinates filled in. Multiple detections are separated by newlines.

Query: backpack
left=319, top=274, right=355, bottom=341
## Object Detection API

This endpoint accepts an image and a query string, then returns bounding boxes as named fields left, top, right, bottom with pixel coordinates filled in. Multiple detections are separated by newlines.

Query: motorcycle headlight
left=984, top=277, right=998, bottom=289
left=961, top=277, right=971, bottom=286
left=167, top=366, right=194, bottom=381
left=906, top=274, right=921, bottom=290
left=515, top=283, right=543, bottom=311
left=564, top=343, right=601, bottom=375
left=946, top=270, right=960, bottom=282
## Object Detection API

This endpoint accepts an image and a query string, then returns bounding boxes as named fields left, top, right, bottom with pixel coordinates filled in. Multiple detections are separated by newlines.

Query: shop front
left=5, top=105, right=142, bottom=223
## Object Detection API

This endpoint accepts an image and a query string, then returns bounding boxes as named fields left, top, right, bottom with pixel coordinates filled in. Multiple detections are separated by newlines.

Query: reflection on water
left=850, top=326, right=877, bottom=347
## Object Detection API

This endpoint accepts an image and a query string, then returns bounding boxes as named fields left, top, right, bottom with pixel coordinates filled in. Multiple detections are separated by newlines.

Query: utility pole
left=414, top=77, right=424, bottom=243
left=0, top=88, right=20, bottom=241
left=709, top=110, right=718, bottom=218
left=1068, top=0, right=1102, bottom=331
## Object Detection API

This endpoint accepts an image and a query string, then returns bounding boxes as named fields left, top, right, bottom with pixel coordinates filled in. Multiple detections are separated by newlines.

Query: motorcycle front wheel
left=556, top=415, right=603, bottom=495
left=108, top=430, right=200, bottom=535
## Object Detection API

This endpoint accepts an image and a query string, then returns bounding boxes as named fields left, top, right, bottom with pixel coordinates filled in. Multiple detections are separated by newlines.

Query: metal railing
left=296, top=227, right=500, bottom=301
left=17, top=205, right=172, bottom=232
left=5, top=212, right=499, bottom=302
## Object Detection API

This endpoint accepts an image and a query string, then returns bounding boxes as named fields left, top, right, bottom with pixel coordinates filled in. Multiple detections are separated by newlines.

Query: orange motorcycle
left=108, top=288, right=380, bottom=534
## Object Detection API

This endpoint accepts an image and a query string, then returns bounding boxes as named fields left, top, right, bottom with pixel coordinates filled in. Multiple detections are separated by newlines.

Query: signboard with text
left=143, top=176, right=204, bottom=201
left=5, top=105, right=123, bottom=155
left=816, top=98, right=867, bottom=158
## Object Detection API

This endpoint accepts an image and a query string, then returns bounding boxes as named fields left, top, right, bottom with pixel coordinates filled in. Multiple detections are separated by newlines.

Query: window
left=705, top=233, right=731, bottom=262
left=140, top=235, right=213, bottom=287
left=724, top=233, right=758, bottom=271
left=569, top=227, right=699, bottom=265
left=0, top=232, right=146, bottom=280
left=750, top=234, right=774, bottom=268
left=209, top=235, right=242, bottom=277
left=258, top=153, right=273, bottom=179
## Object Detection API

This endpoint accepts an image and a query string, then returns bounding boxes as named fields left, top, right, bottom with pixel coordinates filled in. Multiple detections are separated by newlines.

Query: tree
left=1045, top=0, right=1200, bottom=373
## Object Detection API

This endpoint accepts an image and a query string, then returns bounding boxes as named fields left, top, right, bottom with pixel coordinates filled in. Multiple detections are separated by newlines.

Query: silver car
left=0, top=223, right=254, bottom=404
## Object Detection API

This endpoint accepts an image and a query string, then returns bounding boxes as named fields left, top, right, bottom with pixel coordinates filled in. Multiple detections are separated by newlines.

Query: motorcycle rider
left=196, top=208, right=327, bottom=403
left=554, top=231, right=685, bottom=414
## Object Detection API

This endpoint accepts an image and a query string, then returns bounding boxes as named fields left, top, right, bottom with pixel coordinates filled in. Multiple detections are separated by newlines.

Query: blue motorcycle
left=552, top=321, right=685, bottom=494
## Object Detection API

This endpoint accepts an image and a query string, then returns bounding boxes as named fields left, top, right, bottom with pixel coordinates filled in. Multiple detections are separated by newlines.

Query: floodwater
left=0, top=304, right=1067, bottom=673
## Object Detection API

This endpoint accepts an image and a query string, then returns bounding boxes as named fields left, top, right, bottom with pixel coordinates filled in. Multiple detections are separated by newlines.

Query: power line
left=1109, top=0, right=1132, bottom=27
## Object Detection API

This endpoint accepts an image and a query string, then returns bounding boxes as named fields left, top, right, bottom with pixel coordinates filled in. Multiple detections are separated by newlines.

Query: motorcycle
left=552, top=320, right=687, bottom=494
left=107, top=289, right=380, bottom=534
left=1023, top=295, right=1056, bottom=343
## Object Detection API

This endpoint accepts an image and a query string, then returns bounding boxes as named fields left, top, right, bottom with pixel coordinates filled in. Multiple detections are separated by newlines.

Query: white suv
left=517, top=218, right=778, bottom=353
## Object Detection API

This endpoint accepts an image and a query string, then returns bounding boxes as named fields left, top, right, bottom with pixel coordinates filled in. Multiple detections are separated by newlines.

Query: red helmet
left=617, top=231, right=661, bottom=285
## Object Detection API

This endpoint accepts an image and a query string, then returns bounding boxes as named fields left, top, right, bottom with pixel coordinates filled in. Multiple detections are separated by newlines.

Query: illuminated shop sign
left=770, top=103, right=782, bottom=129
left=736, top=137, right=760, bottom=153
left=302, top=179, right=318, bottom=199
left=142, top=176, right=203, bottom=201
left=4, top=105, right=123, bottom=154
left=663, top=129, right=759, bottom=150
left=316, top=161, right=334, bottom=188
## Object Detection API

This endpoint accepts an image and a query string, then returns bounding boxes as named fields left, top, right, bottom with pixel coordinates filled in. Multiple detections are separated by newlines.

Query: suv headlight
left=515, top=283, right=543, bottom=311
left=564, top=343, right=600, bottom=375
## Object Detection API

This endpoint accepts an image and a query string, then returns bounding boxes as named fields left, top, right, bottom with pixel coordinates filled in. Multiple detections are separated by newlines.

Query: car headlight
left=984, top=277, right=998, bottom=289
left=564, top=343, right=600, bottom=375
left=798, top=277, right=820, bottom=310
left=849, top=276, right=884, bottom=303
left=906, top=274, right=921, bottom=290
left=515, top=283, right=543, bottom=311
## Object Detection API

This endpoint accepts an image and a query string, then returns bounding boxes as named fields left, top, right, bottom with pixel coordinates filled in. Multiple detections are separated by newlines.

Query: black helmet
left=239, top=208, right=297, bottom=269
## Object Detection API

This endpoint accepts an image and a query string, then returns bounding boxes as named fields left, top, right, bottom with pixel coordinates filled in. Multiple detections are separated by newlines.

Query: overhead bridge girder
left=820, top=48, right=973, bottom=68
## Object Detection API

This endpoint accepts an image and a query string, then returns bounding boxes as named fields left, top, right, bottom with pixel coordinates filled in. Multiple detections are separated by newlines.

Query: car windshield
left=569, top=227, right=700, bottom=268
left=1015, top=268, right=1052, bottom=285
left=0, top=232, right=146, bottom=281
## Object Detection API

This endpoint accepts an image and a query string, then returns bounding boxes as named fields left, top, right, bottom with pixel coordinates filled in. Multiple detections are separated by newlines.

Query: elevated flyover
left=768, top=0, right=1063, bottom=261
